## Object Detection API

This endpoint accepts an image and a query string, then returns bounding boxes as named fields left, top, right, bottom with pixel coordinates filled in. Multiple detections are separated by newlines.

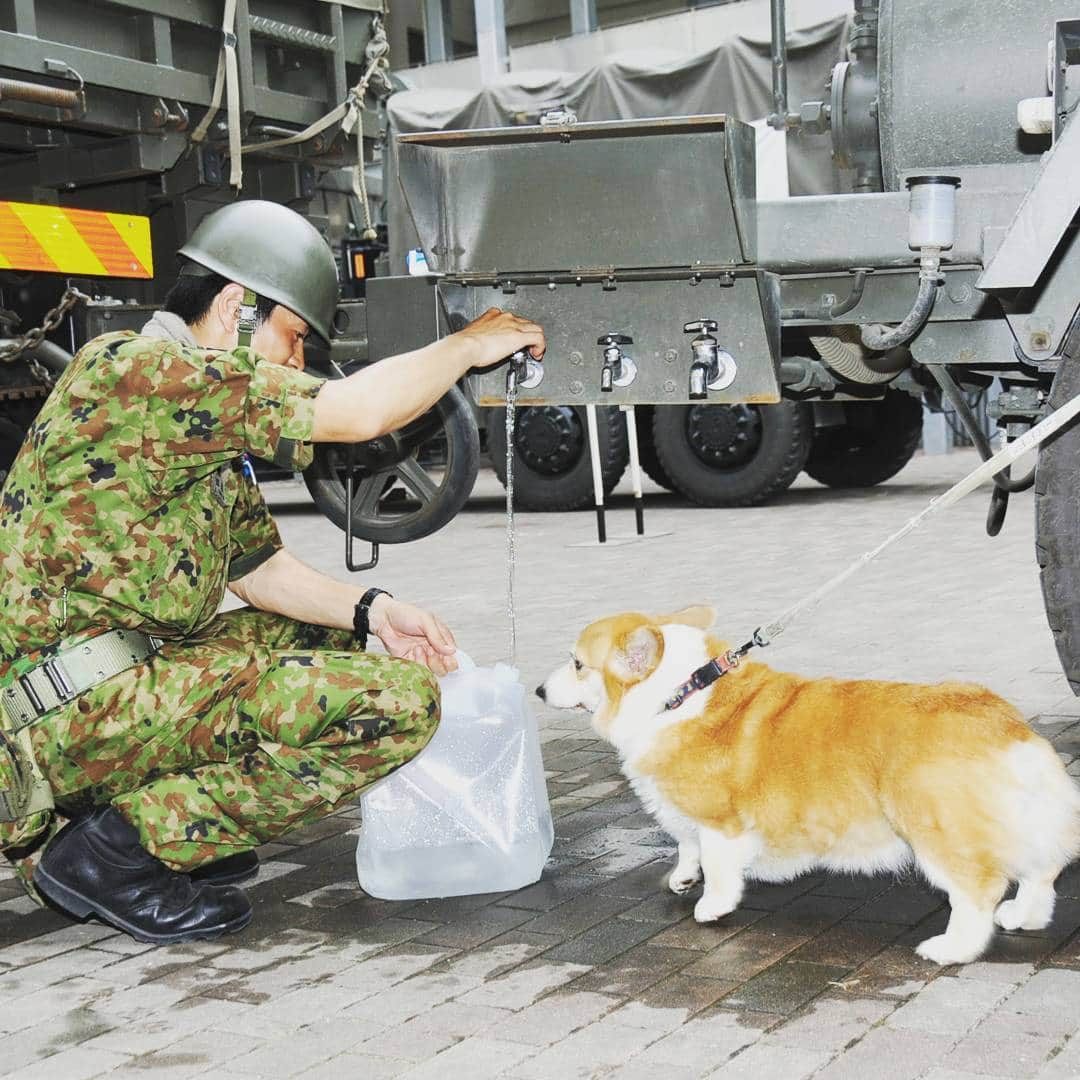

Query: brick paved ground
left=4, top=448, right=1080, bottom=1078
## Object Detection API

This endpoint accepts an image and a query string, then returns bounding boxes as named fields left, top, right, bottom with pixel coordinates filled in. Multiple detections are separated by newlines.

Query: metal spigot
left=506, top=348, right=543, bottom=393
left=689, top=364, right=708, bottom=399
left=685, top=319, right=737, bottom=399
left=596, top=333, right=637, bottom=392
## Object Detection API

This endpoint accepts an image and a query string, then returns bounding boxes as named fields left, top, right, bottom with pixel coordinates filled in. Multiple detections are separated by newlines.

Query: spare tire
left=488, top=404, right=628, bottom=511
left=651, top=401, right=813, bottom=507
left=805, top=390, right=923, bottom=489
left=304, top=385, right=479, bottom=544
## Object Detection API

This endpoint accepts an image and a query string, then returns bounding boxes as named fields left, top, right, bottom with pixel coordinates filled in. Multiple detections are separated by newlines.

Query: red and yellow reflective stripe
left=0, top=201, right=153, bottom=279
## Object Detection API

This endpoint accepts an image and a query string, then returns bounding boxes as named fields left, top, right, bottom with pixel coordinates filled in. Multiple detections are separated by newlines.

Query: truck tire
left=1036, top=360, right=1080, bottom=693
left=651, top=401, right=813, bottom=507
left=805, top=391, right=923, bottom=488
left=633, top=406, right=677, bottom=492
left=304, top=385, right=479, bottom=544
left=488, top=405, right=628, bottom=511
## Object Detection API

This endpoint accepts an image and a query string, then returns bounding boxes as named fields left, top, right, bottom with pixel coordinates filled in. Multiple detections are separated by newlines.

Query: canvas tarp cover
left=386, top=13, right=851, bottom=268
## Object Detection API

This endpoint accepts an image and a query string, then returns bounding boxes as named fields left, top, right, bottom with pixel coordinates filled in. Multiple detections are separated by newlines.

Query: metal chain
left=0, top=287, right=89, bottom=387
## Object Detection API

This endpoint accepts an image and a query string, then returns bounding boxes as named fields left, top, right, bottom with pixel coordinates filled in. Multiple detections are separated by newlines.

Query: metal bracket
left=344, top=445, right=380, bottom=573
left=978, top=101, right=1080, bottom=292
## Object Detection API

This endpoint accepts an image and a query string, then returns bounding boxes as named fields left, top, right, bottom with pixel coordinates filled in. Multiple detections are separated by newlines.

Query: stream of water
left=505, top=375, right=518, bottom=666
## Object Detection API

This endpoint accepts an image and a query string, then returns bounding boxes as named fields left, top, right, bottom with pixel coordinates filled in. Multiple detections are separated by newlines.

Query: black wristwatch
left=353, top=588, right=392, bottom=650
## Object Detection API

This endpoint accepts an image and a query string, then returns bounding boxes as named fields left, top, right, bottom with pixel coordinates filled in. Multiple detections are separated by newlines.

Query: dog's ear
left=658, top=605, right=716, bottom=630
left=610, top=625, right=663, bottom=681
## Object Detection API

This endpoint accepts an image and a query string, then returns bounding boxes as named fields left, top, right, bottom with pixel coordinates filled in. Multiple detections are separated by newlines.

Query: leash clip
left=663, top=649, right=741, bottom=712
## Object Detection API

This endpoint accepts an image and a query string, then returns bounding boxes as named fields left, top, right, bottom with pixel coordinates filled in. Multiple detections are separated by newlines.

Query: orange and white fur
left=538, top=607, right=1080, bottom=966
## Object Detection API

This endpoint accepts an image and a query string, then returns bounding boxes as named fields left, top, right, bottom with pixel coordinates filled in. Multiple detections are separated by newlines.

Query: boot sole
left=34, top=866, right=253, bottom=945
left=190, top=863, right=259, bottom=887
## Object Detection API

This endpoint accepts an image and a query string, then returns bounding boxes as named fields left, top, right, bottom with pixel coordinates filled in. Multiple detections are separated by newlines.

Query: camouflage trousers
left=24, top=608, right=440, bottom=870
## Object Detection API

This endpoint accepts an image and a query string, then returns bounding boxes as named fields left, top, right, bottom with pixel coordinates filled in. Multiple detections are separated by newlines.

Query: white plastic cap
left=1018, top=96, right=1054, bottom=135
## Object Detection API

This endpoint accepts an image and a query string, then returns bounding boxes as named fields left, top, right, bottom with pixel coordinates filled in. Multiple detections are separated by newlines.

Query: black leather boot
left=190, top=850, right=259, bottom=886
left=35, top=806, right=253, bottom=944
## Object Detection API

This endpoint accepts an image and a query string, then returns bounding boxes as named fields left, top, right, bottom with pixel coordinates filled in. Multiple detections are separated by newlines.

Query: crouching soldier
left=0, top=200, right=545, bottom=943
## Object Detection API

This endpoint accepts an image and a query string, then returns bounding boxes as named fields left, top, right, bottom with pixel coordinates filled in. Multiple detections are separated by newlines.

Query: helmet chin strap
left=236, top=287, right=258, bottom=349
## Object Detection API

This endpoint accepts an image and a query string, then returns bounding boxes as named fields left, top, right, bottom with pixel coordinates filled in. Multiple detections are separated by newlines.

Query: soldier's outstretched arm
left=229, top=548, right=459, bottom=675
left=311, top=308, right=545, bottom=444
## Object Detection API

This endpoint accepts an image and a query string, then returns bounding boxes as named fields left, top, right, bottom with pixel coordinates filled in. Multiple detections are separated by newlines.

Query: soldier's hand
left=453, top=308, right=546, bottom=370
left=369, top=596, right=458, bottom=676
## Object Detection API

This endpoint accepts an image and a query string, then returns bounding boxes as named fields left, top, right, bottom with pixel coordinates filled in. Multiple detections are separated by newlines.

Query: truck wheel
left=1036, top=361, right=1080, bottom=693
left=651, top=402, right=813, bottom=507
left=633, top=406, right=677, bottom=492
left=805, top=391, right=924, bottom=488
left=304, top=385, right=479, bottom=543
left=488, top=405, right=628, bottom=511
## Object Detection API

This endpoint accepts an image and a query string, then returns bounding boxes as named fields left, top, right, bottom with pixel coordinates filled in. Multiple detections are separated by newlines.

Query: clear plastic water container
left=355, top=654, right=554, bottom=900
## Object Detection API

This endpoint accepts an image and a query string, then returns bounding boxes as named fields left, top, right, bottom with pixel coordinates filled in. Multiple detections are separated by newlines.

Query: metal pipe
left=860, top=276, right=940, bottom=350
left=781, top=268, right=871, bottom=321
left=924, top=365, right=1035, bottom=493
left=768, top=0, right=788, bottom=130
left=585, top=404, right=606, bottom=543
left=624, top=405, right=645, bottom=536
left=0, top=78, right=81, bottom=110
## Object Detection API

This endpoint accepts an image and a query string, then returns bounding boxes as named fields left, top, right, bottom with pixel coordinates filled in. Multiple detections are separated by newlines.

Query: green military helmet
left=178, top=200, right=340, bottom=345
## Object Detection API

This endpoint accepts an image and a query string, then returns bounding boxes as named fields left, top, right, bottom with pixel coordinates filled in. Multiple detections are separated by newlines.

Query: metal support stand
left=585, top=404, right=606, bottom=543
left=623, top=405, right=645, bottom=536
left=344, top=444, right=380, bottom=572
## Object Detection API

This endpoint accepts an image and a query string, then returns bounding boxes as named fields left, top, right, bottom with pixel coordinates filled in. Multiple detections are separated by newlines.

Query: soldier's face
left=250, top=305, right=310, bottom=371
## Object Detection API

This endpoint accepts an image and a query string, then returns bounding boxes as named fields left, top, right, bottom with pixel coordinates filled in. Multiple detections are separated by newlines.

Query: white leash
left=664, top=388, right=1080, bottom=710
left=755, top=390, right=1080, bottom=646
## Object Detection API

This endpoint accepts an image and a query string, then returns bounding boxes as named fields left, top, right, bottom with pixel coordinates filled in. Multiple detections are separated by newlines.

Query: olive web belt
left=0, top=629, right=164, bottom=732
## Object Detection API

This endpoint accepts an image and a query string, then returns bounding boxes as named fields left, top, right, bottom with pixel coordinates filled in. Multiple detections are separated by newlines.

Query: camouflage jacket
left=0, top=331, right=323, bottom=664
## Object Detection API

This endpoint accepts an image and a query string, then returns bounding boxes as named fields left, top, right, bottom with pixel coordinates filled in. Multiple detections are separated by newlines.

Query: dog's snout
left=535, top=684, right=547, bottom=701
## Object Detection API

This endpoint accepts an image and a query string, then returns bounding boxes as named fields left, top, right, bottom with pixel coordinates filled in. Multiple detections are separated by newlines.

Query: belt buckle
left=41, top=658, right=75, bottom=704
left=16, top=675, right=45, bottom=717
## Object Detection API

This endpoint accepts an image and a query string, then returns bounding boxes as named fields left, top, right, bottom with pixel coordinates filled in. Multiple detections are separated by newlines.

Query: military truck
left=367, top=0, right=1080, bottom=688
left=0, top=0, right=484, bottom=558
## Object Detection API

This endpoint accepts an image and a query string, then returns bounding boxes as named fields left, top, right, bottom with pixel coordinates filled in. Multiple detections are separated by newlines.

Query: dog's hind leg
left=994, top=740, right=1080, bottom=932
left=694, top=827, right=760, bottom=924
left=912, top=855, right=1005, bottom=966
left=995, top=875, right=1056, bottom=931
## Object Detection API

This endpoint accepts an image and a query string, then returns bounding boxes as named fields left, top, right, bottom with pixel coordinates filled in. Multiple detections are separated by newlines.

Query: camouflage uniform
left=0, top=331, right=439, bottom=882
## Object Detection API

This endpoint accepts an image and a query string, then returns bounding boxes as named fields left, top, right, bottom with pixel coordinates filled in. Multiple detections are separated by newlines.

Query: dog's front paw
left=668, top=866, right=703, bottom=895
left=694, top=893, right=737, bottom=924
left=915, top=933, right=984, bottom=967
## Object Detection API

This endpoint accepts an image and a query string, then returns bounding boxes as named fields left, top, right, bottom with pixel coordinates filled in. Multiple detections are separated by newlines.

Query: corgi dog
left=537, top=606, right=1080, bottom=966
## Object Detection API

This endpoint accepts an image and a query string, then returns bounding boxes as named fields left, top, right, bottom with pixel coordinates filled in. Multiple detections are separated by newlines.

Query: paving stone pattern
left=5, top=452, right=1080, bottom=1077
